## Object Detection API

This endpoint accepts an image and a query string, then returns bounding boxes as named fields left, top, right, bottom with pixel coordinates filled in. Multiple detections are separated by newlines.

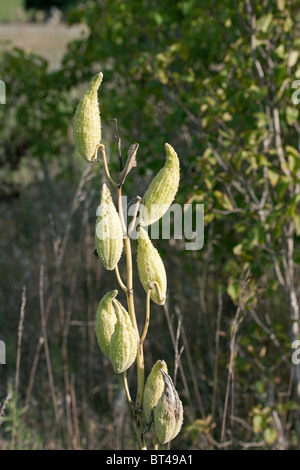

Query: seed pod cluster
left=141, top=143, right=180, bottom=226
left=109, top=299, right=138, bottom=374
left=74, top=72, right=184, bottom=445
left=95, top=183, right=124, bottom=271
left=95, top=290, right=118, bottom=358
left=154, top=370, right=184, bottom=445
left=74, top=72, right=103, bottom=161
left=136, top=227, right=167, bottom=305
left=143, top=360, right=168, bottom=425
left=95, top=291, right=137, bottom=374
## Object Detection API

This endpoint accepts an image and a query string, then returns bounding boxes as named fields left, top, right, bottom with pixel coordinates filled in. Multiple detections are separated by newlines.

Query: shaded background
left=0, top=0, right=300, bottom=450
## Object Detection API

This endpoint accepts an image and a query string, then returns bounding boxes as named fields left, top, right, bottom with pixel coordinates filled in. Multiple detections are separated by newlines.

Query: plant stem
left=123, top=371, right=134, bottom=414
left=96, top=144, right=118, bottom=188
left=116, top=185, right=146, bottom=450
left=140, top=289, right=151, bottom=345
left=115, top=265, right=127, bottom=293
left=128, top=196, right=142, bottom=238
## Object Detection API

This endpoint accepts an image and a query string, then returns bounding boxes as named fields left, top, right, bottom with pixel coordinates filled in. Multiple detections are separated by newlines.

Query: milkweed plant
left=73, top=72, right=183, bottom=450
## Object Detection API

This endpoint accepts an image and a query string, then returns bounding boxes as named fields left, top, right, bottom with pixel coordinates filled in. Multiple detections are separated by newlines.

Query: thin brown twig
left=220, top=305, right=245, bottom=442
left=177, top=308, right=206, bottom=420
left=173, top=308, right=184, bottom=387
left=15, top=286, right=26, bottom=400
left=25, top=166, right=93, bottom=409
left=39, top=264, right=59, bottom=422
left=61, top=272, right=78, bottom=449
left=211, top=286, right=222, bottom=429
left=11, top=286, right=26, bottom=448
left=71, top=374, right=81, bottom=450
left=163, top=301, right=200, bottom=419
left=0, top=392, right=12, bottom=425
left=206, top=434, right=233, bottom=449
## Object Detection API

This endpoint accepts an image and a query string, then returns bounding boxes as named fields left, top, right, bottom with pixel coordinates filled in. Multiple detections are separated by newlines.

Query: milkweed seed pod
left=154, top=370, right=184, bottom=445
left=109, top=299, right=138, bottom=374
left=136, top=227, right=167, bottom=305
left=143, top=360, right=168, bottom=425
left=95, top=290, right=118, bottom=358
left=74, top=72, right=103, bottom=161
left=95, top=183, right=123, bottom=270
left=141, top=143, right=180, bottom=226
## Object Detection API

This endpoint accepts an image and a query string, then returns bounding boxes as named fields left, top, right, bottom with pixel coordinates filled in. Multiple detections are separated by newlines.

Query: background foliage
left=0, top=0, right=300, bottom=450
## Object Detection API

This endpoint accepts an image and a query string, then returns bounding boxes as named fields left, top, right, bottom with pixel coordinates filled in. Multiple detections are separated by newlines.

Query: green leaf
left=288, top=153, right=299, bottom=175
left=293, top=214, right=300, bottom=236
left=286, top=145, right=300, bottom=158
left=264, top=427, right=278, bottom=445
left=213, top=190, right=234, bottom=211
left=227, top=281, right=240, bottom=302
left=253, top=415, right=265, bottom=433
left=288, top=51, right=299, bottom=68
left=255, top=380, right=266, bottom=394
left=223, top=111, right=232, bottom=122
left=286, top=106, right=299, bottom=125
left=257, top=14, right=273, bottom=33
left=268, top=169, right=280, bottom=187
left=233, top=243, right=243, bottom=256
left=277, top=0, right=285, bottom=10
left=249, top=226, right=263, bottom=248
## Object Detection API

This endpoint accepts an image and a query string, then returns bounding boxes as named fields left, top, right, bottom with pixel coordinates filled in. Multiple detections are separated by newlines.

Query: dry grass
left=0, top=23, right=88, bottom=70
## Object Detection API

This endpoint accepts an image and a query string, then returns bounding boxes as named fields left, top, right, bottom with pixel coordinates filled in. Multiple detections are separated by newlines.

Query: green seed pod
left=95, top=290, right=118, bottom=358
left=74, top=72, right=103, bottom=161
left=137, top=227, right=167, bottom=305
left=95, top=183, right=124, bottom=270
left=109, top=299, right=138, bottom=374
left=143, top=360, right=168, bottom=425
left=141, top=143, right=180, bottom=226
left=154, top=370, right=184, bottom=445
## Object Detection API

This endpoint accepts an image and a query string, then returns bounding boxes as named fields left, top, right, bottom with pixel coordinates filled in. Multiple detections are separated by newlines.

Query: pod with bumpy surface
left=95, top=183, right=124, bottom=271
left=136, top=227, right=167, bottom=306
left=154, top=370, right=184, bottom=445
left=143, top=360, right=168, bottom=425
left=141, top=143, right=180, bottom=226
left=109, top=299, right=138, bottom=374
left=95, top=290, right=118, bottom=358
left=74, top=72, right=103, bottom=161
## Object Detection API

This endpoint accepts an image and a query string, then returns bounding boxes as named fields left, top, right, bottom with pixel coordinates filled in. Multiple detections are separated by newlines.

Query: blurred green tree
left=1, top=0, right=300, bottom=449
left=0, top=48, right=76, bottom=199
left=62, top=0, right=300, bottom=446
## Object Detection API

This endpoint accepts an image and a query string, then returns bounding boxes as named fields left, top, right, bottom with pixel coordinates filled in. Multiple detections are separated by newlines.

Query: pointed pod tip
left=91, top=72, right=103, bottom=88
left=136, top=226, right=148, bottom=242
left=74, top=72, right=102, bottom=161
left=164, top=143, right=178, bottom=160
left=100, top=289, right=118, bottom=305
left=164, top=143, right=174, bottom=154
left=101, top=182, right=111, bottom=199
